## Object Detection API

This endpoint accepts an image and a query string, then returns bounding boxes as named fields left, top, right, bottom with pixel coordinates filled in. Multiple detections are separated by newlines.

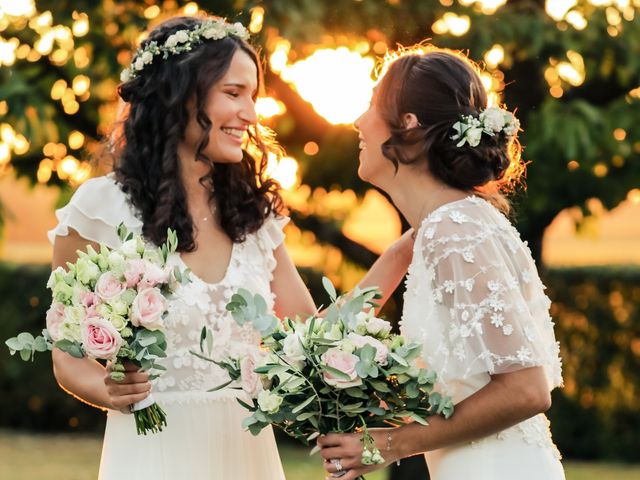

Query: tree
left=1, top=1, right=639, bottom=476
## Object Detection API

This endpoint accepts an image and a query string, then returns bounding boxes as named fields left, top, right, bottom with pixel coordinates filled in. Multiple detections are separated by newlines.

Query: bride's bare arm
left=355, top=228, right=414, bottom=308
left=51, top=229, right=150, bottom=412
left=271, top=243, right=316, bottom=319
left=318, top=366, right=551, bottom=479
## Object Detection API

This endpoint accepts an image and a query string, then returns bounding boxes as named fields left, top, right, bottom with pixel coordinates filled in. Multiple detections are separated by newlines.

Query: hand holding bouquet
left=197, top=278, right=454, bottom=466
left=6, top=225, right=189, bottom=434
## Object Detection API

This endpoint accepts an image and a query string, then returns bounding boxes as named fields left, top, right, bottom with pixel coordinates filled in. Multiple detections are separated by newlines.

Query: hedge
left=0, top=263, right=638, bottom=460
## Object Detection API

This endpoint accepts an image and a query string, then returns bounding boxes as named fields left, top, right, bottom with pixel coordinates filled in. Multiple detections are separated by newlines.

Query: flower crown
left=450, top=107, right=520, bottom=148
left=120, top=19, right=250, bottom=82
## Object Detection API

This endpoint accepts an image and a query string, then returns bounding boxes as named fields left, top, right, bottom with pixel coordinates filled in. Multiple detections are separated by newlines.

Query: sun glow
left=274, top=46, right=376, bottom=125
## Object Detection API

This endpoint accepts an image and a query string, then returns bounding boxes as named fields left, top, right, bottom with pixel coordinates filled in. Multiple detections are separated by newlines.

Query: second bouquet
left=6, top=225, right=190, bottom=435
left=196, top=278, right=454, bottom=465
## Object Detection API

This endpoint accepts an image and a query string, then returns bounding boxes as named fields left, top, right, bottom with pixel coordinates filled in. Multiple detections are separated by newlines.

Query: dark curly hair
left=111, top=15, right=283, bottom=251
left=374, top=46, right=524, bottom=213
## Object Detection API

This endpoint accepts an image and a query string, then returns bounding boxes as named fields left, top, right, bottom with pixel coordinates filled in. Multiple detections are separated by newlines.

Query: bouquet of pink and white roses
left=195, top=278, right=453, bottom=467
left=6, top=225, right=189, bottom=434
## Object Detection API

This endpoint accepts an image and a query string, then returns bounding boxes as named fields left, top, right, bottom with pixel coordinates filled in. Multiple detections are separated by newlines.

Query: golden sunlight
left=276, top=47, right=376, bottom=125
left=256, top=97, right=286, bottom=119
left=0, top=0, right=35, bottom=18
left=266, top=153, right=299, bottom=190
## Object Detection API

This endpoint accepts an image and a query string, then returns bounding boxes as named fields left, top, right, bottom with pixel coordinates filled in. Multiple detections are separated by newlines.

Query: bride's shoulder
left=71, top=173, right=122, bottom=200
left=49, top=173, right=142, bottom=247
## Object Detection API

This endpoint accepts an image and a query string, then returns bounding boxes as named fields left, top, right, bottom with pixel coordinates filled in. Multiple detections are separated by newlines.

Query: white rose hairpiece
left=120, top=19, right=250, bottom=82
left=450, top=106, right=520, bottom=147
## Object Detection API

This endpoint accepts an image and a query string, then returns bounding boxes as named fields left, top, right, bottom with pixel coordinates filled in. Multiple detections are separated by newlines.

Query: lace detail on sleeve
left=47, top=175, right=142, bottom=248
left=420, top=198, right=562, bottom=389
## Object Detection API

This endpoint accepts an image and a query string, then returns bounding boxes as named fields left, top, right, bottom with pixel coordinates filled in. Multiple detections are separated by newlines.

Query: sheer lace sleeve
left=47, top=174, right=142, bottom=249
left=419, top=198, right=562, bottom=390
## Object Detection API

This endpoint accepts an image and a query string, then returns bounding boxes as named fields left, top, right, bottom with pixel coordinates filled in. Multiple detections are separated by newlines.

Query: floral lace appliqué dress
left=401, top=196, right=565, bottom=480
left=48, top=175, right=286, bottom=480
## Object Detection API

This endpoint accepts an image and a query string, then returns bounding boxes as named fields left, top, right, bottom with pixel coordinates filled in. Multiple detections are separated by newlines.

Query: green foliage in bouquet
left=5, top=225, right=190, bottom=435
left=197, top=278, right=454, bottom=465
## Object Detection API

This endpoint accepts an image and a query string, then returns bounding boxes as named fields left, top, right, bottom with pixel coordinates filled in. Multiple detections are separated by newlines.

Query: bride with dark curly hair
left=47, top=14, right=412, bottom=479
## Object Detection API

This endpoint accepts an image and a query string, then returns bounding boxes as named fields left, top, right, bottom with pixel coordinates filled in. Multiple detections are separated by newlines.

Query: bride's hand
left=317, top=429, right=396, bottom=479
left=104, top=361, right=151, bottom=414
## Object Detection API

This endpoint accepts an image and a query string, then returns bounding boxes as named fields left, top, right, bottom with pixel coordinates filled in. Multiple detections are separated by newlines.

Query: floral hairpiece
left=450, top=107, right=520, bottom=147
left=120, top=19, right=250, bottom=82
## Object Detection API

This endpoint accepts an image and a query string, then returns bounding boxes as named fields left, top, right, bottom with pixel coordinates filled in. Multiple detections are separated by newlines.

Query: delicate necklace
left=197, top=204, right=216, bottom=223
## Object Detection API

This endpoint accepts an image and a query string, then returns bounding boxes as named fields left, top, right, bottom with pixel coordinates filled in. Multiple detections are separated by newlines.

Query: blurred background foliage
left=1, top=0, right=639, bottom=476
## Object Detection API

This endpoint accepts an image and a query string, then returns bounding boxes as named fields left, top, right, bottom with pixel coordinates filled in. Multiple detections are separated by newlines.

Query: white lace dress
left=401, top=196, right=565, bottom=480
left=48, top=175, right=286, bottom=480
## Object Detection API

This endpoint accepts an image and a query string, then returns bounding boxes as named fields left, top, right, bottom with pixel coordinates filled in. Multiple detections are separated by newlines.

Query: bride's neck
left=387, top=171, right=468, bottom=229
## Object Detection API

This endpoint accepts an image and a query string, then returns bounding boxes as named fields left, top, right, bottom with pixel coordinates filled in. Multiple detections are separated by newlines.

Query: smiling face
left=354, top=97, right=397, bottom=189
left=181, top=49, right=258, bottom=164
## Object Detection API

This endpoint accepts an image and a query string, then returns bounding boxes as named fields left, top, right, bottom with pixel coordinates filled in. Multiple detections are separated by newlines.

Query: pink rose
left=321, top=347, right=362, bottom=389
left=240, top=350, right=267, bottom=398
left=81, top=317, right=124, bottom=360
left=79, top=291, right=100, bottom=309
left=85, top=305, right=101, bottom=320
left=45, top=302, right=66, bottom=342
left=347, top=333, right=389, bottom=366
left=131, top=288, right=166, bottom=330
left=95, top=272, right=125, bottom=301
left=124, top=259, right=146, bottom=288
left=138, top=262, right=169, bottom=290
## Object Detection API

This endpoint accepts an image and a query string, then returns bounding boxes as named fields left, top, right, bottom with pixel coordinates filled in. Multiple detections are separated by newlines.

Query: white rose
left=282, top=333, right=306, bottom=361
left=61, top=321, right=82, bottom=343
left=365, top=317, right=392, bottom=338
left=108, top=298, right=129, bottom=316
left=164, top=34, right=178, bottom=49
left=108, top=313, right=128, bottom=332
left=142, top=248, right=162, bottom=265
left=134, top=57, right=144, bottom=71
left=47, top=266, right=66, bottom=289
left=141, top=50, right=154, bottom=65
left=76, top=258, right=100, bottom=285
left=232, top=22, right=248, bottom=38
left=174, top=30, right=189, bottom=43
left=64, top=305, right=86, bottom=325
left=120, top=69, right=131, bottom=82
left=257, top=390, right=283, bottom=414
left=338, top=338, right=356, bottom=354
left=120, top=239, right=141, bottom=259
left=203, top=26, right=224, bottom=40
left=107, top=251, right=126, bottom=274
left=480, top=107, right=506, bottom=133
left=465, top=126, right=483, bottom=147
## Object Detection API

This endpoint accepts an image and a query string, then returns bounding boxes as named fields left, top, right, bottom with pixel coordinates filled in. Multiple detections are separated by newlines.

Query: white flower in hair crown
left=120, top=19, right=250, bottom=82
left=450, top=107, right=520, bottom=147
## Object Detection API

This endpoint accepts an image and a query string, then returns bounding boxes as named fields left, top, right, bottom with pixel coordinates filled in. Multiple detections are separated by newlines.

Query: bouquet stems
left=133, top=403, right=167, bottom=435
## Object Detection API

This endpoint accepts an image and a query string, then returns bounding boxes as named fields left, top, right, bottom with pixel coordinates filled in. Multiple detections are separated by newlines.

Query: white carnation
left=503, top=116, right=520, bottom=137
left=480, top=107, right=506, bottom=133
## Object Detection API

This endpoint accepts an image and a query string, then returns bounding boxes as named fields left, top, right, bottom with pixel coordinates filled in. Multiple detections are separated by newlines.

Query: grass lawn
left=1, top=429, right=638, bottom=480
